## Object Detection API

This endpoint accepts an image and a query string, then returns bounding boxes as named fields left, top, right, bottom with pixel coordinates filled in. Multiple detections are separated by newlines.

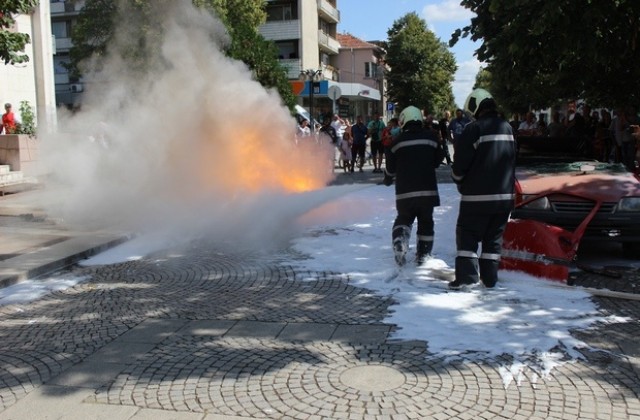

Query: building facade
left=0, top=2, right=57, bottom=133
left=259, top=0, right=383, bottom=123
left=48, top=0, right=386, bottom=122
left=50, top=0, right=83, bottom=109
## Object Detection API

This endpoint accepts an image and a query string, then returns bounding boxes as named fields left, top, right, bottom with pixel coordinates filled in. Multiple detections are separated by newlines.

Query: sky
left=2, top=183, right=634, bottom=388
left=338, top=0, right=480, bottom=108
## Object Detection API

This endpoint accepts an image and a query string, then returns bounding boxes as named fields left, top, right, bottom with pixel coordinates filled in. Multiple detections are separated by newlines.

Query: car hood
left=516, top=162, right=640, bottom=202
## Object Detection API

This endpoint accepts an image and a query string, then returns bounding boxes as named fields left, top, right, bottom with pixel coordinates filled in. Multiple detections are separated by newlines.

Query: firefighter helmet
left=398, top=106, right=423, bottom=129
left=464, top=88, right=493, bottom=118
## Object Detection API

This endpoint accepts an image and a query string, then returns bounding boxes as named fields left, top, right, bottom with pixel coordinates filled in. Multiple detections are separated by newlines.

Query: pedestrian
left=517, top=111, right=539, bottom=137
left=382, top=106, right=442, bottom=266
left=339, top=129, right=353, bottom=173
left=330, top=114, right=346, bottom=144
left=438, top=110, right=453, bottom=165
left=449, top=108, right=471, bottom=145
left=319, top=116, right=338, bottom=145
left=449, top=88, right=517, bottom=290
left=350, top=115, right=368, bottom=172
left=296, top=118, right=311, bottom=142
left=367, top=112, right=386, bottom=173
left=381, top=117, right=400, bottom=149
left=620, top=106, right=639, bottom=172
left=1, top=103, right=19, bottom=134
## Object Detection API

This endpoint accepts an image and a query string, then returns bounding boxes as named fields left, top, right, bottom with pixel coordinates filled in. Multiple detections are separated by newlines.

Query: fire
left=177, top=120, right=335, bottom=197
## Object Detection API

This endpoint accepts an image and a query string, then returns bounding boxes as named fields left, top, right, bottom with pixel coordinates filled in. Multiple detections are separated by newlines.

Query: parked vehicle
left=510, top=136, right=640, bottom=258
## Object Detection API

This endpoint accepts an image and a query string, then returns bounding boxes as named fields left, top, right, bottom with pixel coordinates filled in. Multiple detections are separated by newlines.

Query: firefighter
left=383, top=105, right=443, bottom=266
left=449, top=89, right=517, bottom=290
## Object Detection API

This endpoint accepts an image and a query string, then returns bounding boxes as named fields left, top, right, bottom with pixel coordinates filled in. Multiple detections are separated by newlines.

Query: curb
left=0, top=233, right=130, bottom=288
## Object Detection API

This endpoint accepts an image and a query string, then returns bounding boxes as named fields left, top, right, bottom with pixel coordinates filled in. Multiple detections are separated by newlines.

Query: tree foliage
left=451, top=0, right=640, bottom=110
left=385, top=12, right=457, bottom=114
left=0, top=0, right=39, bottom=65
left=69, top=0, right=295, bottom=109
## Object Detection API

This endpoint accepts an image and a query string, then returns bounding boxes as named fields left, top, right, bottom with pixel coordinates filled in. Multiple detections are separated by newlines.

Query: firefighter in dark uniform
left=449, top=88, right=517, bottom=289
left=383, top=105, right=443, bottom=266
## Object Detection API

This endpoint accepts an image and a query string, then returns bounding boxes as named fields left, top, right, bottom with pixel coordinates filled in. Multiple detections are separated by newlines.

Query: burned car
left=510, top=136, right=640, bottom=258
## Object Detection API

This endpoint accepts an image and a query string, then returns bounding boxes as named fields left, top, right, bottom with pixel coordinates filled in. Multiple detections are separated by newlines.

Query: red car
left=510, top=137, right=640, bottom=258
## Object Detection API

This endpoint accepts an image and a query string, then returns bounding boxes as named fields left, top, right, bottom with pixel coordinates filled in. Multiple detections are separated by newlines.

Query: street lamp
left=299, top=69, right=322, bottom=127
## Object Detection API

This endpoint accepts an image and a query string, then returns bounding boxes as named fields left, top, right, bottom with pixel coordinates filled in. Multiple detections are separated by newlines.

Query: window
left=54, top=56, right=69, bottom=74
left=275, top=40, right=298, bottom=59
left=51, top=21, right=71, bottom=38
left=365, top=62, right=377, bottom=79
left=266, top=2, right=296, bottom=21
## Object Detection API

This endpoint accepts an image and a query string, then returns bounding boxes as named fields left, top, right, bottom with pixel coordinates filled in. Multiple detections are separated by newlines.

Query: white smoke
left=36, top=1, right=338, bottom=249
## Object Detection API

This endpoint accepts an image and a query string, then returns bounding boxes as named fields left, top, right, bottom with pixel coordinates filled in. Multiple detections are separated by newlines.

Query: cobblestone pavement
left=0, top=241, right=639, bottom=420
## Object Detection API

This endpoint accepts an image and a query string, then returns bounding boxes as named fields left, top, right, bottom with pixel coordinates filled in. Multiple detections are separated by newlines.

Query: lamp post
left=300, top=69, right=322, bottom=127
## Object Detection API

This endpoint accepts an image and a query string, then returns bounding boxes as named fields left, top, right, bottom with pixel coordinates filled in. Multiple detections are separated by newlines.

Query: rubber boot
left=415, top=240, right=433, bottom=265
left=392, top=225, right=411, bottom=266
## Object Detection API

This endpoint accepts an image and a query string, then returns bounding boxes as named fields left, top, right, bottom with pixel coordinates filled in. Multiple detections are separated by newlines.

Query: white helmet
left=398, top=105, right=423, bottom=129
left=464, top=88, right=493, bottom=118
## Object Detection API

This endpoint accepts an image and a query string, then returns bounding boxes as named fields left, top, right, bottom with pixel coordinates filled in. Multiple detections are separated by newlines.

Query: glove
left=382, top=175, right=394, bottom=186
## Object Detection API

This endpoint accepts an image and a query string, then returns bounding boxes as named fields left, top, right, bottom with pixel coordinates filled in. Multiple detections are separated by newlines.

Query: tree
left=210, top=0, right=296, bottom=109
left=451, top=0, right=640, bottom=109
left=385, top=12, right=456, bottom=113
left=473, top=67, right=492, bottom=92
left=69, top=0, right=295, bottom=109
left=0, top=0, right=40, bottom=65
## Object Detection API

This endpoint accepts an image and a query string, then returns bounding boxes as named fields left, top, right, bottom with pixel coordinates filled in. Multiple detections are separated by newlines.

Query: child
left=340, top=121, right=354, bottom=172
left=381, top=117, right=400, bottom=148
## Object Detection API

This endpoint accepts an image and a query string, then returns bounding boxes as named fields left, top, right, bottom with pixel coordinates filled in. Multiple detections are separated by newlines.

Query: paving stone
left=0, top=241, right=638, bottom=419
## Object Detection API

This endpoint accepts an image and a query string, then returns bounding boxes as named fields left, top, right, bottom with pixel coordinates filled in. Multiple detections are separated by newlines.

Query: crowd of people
left=295, top=106, right=465, bottom=175
left=295, top=90, right=517, bottom=291
left=508, top=104, right=640, bottom=172
left=294, top=95, right=639, bottom=291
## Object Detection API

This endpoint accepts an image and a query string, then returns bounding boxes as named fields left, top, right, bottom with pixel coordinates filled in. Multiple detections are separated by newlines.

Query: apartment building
left=50, top=0, right=83, bottom=109
left=48, top=0, right=384, bottom=121
left=259, top=0, right=382, bottom=122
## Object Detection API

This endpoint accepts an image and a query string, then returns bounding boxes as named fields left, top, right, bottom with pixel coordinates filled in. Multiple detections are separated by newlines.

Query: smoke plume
left=37, top=0, right=339, bottom=250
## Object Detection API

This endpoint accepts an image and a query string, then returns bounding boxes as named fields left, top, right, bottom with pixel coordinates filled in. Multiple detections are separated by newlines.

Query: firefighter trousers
left=455, top=209, right=510, bottom=286
left=392, top=198, right=435, bottom=257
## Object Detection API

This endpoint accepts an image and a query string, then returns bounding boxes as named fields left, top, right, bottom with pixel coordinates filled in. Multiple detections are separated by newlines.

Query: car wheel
left=622, top=242, right=640, bottom=258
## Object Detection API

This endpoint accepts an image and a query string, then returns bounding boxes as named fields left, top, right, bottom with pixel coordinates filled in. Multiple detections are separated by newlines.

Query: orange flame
left=169, top=120, right=335, bottom=199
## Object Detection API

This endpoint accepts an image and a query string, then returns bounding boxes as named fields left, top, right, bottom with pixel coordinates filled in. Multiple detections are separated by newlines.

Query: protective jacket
left=385, top=123, right=442, bottom=206
left=451, top=111, right=516, bottom=213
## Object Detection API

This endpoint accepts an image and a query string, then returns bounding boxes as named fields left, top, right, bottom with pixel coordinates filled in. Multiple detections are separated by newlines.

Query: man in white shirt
left=330, top=114, right=346, bottom=144
left=517, top=111, right=539, bottom=137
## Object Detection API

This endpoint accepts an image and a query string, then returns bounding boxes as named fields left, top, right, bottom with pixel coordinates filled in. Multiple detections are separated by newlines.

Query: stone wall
left=0, top=135, right=39, bottom=176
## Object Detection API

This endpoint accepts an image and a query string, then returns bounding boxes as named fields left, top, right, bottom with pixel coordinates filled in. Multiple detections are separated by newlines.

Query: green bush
left=15, top=100, right=36, bottom=136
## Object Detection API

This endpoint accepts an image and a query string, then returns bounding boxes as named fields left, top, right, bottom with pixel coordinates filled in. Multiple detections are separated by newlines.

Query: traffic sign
left=328, top=85, right=342, bottom=100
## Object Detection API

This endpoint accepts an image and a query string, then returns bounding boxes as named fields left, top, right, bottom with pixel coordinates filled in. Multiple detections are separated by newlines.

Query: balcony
left=279, top=58, right=302, bottom=79
left=321, top=64, right=339, bottom=81
left=318, top=30, right=339, bottom=55
left=317, top=0, right=340, bottom=23
left=54, top=73, right=69, bottom=84
left=259, top=20, right=301, bottom=41
left=50, top=1, right=65, bottom=14
left=55, top=37, right=73, bottom=52
left=50, top=0, right=83, bottom=16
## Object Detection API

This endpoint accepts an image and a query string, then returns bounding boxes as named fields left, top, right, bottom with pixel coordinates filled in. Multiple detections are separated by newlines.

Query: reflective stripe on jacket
left=452, top=112, right=516, bottom=213
left=385, top=126, right=441, bottom=206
